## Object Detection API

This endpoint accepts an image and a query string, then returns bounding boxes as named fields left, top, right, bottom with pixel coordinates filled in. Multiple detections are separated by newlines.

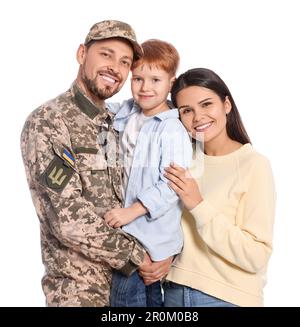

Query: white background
left=0, top=0, right=299, bottom=306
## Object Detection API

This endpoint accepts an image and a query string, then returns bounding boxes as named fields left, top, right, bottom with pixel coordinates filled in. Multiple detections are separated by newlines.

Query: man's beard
left=82, top=71, right=120, bottom=100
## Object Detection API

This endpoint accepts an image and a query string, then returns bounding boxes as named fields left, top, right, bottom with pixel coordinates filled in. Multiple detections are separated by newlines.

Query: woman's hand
left=164, top=163, right=203, bottom=210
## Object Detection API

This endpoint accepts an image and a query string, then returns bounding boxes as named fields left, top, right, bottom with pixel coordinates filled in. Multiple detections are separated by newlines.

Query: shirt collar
left=153, top=108, right=179, bottom=120
left=132, top=100, right=179, bottom=121
left=72, top=82, right=111, bottom=124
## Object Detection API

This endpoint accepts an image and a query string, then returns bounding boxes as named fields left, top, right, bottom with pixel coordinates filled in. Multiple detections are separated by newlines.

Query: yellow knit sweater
left=167, top=144, right=276, bottom=307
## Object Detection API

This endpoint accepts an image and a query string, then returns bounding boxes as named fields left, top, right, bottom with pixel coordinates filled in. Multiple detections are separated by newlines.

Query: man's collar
left=72, top=83, right=108, bottom=121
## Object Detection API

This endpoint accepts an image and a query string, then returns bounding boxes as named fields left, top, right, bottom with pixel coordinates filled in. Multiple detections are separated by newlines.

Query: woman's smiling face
left=176, top=86, right=232, bottom=143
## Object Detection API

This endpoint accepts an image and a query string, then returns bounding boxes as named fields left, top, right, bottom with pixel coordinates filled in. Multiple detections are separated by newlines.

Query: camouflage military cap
left=84, top=20, right=143, bottom=60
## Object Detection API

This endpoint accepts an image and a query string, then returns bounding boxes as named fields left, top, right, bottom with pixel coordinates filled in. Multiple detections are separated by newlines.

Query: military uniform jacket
left=21, top=83, right=145, bottom=306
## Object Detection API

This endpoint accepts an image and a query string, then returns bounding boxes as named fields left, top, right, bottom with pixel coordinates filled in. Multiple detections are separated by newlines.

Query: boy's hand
left=104, top=207, right=137, bottom=228
left=104, top=201, right=148, bottom=228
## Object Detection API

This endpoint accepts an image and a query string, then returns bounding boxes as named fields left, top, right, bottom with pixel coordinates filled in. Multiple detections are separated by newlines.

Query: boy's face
left=131, top=63, right=175, bottom=116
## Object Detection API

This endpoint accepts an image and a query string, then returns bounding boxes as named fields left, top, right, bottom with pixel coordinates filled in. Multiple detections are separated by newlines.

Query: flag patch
left=62, top=149, right=75, bottom=167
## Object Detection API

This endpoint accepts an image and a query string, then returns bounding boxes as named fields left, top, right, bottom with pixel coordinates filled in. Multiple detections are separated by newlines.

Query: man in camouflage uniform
left=20, top=20, right=148, bottom=306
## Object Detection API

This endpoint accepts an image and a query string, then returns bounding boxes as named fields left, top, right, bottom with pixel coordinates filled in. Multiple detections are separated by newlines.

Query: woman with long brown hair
left=141, top=68, right=276, bottom=307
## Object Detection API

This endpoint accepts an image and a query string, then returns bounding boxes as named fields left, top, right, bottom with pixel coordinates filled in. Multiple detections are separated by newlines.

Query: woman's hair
left=171, top=68, right=251, bottom=144
left=132, top=39, right=180, bottom=76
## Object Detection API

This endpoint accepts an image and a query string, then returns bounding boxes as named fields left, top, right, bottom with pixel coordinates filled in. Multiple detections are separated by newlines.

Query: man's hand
left=139, top=256, right=174, bottom=285
left=140, top=251, right=153, bottom=267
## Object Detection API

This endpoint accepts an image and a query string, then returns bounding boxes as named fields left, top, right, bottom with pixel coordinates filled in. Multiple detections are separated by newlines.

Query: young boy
left=104, top=39, right=192, bottom=307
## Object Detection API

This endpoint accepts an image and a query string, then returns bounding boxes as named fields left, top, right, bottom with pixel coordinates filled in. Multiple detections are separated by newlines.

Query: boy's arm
left=137, top=120, right=193, bottom=220
left=104, top=201, right=147, bottom=228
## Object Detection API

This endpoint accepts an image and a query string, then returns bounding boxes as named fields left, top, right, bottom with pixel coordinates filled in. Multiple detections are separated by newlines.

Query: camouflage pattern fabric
left=21, top=83, right=145, bottom=306
left=84, top=20, right=143, bottom=60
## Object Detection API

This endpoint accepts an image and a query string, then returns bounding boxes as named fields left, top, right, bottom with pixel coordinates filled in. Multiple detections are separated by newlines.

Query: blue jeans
left=163, top=281, right=237, bottom=307
left=110, top=270, right=163, bottom=307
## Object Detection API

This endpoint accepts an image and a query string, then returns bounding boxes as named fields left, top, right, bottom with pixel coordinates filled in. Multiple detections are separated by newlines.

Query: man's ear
left=76, top=44, right=87, bottom=65
left=224, top=96, right=232, bottom=115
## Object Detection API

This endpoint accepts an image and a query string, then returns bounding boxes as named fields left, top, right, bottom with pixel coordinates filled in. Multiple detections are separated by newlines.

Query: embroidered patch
left=41, top=155, right=74, bottom=192
left=62, top=148, right=75, bottom=167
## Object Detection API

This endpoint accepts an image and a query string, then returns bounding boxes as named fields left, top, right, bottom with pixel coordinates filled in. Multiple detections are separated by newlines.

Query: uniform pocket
left=75, top=151, right=110, bottom=207
left=76, top=152, right=107, bottom=171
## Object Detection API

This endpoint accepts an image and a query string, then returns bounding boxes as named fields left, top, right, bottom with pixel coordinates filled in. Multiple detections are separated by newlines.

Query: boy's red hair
left=132, top=39, right=180, bottom=76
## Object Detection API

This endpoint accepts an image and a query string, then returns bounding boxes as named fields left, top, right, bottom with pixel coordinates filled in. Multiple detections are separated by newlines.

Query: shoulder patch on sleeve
left=41, top=155, right=74, bottom=192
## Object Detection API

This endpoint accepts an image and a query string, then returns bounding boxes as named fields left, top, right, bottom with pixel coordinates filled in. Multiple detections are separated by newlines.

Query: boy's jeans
left=110, top=270, right=163, bottom=307
left=163, top=281, right=237, bottom=307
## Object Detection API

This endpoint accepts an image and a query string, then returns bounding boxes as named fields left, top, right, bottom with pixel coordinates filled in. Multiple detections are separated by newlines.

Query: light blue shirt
left=107, top=99, right=192, bottom=260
